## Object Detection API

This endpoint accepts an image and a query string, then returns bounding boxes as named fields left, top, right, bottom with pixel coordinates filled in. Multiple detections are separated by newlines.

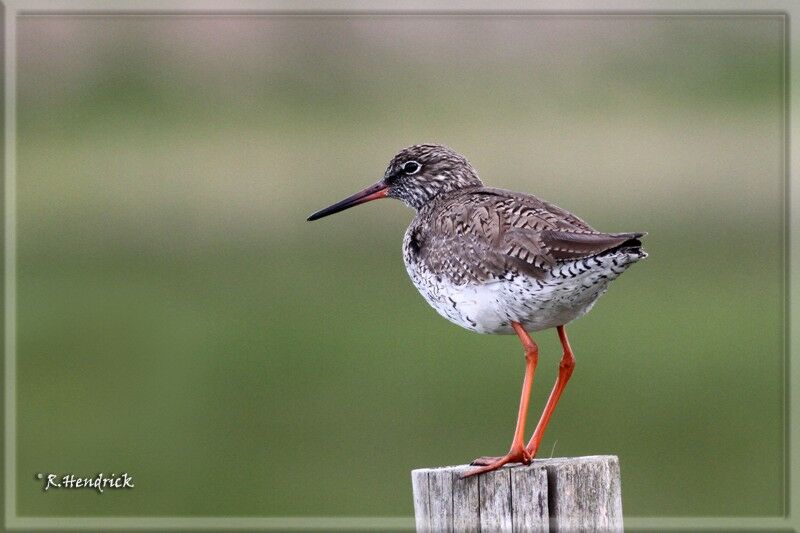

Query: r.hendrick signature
left=36, top=472, right=134, bottom=493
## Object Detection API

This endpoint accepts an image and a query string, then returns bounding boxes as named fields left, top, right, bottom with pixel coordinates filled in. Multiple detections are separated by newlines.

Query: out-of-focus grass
left=16, top=228, right=783, bottom=516
left=15, top=14, right=784, bottom=518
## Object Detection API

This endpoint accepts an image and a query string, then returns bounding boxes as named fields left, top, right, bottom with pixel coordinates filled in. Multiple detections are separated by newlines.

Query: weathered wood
left=543, top=456, right=623, bottom=532
left=478, top=468, right=515, bottom=532
left=511, top=465, right=549, bottom=532
left=429, top=467, right=454, bottom=531
left=411, top=455, right=622, bottom=532
left=452, top=465, right=480, bottom=532
left=412, top=468, right=432, bottom=532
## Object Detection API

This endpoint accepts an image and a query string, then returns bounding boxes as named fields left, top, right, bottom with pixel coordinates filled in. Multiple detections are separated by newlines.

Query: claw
left=463, top=447, right=533, bottom=477
left=462, top=455, right=515, bottom=478
left=470, top=455, right=502, bottom=466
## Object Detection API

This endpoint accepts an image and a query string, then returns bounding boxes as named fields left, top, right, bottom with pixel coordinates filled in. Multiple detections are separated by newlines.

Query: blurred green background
left=15, top=14, right=784, bottom=518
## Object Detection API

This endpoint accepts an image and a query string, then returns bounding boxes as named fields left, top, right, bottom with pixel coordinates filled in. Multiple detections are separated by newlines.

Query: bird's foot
left=470, top=446, right=534, bottom=466
left=462, top=447, right=532, bottom=478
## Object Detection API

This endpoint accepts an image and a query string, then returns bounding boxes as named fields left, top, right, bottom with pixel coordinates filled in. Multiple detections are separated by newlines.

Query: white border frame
left=3, top=1, right=795, bottom=530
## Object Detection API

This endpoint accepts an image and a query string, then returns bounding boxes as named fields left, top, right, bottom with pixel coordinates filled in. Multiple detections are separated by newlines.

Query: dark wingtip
left=601, top=232, right=647, bottom=256
left=610, top=231, right=646, bottom=240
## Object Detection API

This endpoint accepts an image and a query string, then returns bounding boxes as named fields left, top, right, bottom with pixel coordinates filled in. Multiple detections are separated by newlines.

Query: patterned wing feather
left=540, top=230, right=645, bottom=261
left=412, top=187, right=644, bottom=283
left=415, top=231, right=513, bottom=284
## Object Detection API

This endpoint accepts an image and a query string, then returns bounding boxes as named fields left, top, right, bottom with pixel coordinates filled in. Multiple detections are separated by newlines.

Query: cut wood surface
left=411, top=455, right=622, bottom=532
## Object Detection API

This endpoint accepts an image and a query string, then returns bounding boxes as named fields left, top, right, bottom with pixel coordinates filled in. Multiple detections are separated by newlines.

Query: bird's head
left=307, top=144, right=483, bottom=221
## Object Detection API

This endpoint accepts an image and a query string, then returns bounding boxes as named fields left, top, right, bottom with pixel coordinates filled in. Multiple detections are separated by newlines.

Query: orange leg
left=524, top=325, right=575, bottom=458
left=462, top=322, right=538, bottom=478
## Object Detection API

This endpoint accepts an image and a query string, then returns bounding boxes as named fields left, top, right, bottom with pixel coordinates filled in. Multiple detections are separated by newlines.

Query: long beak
left=307, top=181, right=389, bottom=221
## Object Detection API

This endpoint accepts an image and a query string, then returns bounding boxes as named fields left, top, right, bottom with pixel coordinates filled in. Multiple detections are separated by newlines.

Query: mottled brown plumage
left=406, top=184, right=643, bottom=284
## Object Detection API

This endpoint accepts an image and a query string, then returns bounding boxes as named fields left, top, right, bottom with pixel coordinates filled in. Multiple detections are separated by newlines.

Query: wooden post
left=411, top=455, right=622, bottom=532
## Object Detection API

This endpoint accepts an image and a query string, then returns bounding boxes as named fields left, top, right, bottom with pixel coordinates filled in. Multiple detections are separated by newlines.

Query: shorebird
left=307, top=144, right=646, bottom=477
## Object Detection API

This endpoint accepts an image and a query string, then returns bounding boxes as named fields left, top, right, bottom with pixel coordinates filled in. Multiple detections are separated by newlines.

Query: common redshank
left=307, top=144, right=646, bottom=477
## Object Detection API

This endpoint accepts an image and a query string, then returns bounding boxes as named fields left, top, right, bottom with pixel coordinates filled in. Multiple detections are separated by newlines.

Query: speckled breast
left=402, top=243, right=643, bottom=335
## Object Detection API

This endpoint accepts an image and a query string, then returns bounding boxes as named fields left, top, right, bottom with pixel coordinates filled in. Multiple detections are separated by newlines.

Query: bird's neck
left=414, top=182, right=483, bottom=213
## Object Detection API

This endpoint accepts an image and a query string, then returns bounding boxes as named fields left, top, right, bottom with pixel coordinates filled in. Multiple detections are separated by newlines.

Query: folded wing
left=413, top=187, right=644, bottom=283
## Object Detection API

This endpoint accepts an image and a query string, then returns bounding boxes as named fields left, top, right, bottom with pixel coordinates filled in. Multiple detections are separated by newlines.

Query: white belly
left=404, top=252, right=640, bottom=334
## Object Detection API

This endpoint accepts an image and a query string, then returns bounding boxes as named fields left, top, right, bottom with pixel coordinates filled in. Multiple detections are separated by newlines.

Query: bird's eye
left=402, top=161, right=421, bottom=175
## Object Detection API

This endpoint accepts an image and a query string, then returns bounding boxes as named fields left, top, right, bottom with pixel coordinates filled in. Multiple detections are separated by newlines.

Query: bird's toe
left=470, top=455, right=503, bottom=466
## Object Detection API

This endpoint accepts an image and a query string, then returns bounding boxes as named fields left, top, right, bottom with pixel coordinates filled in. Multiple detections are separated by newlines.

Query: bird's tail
left=609, top=232, right=647, bottom=260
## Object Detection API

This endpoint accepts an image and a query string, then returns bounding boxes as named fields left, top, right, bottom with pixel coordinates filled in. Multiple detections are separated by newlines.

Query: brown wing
left=413, top=187, right=644, bottom=282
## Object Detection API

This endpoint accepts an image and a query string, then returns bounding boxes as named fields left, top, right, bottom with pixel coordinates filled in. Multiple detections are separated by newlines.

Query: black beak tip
left=306, top=181, right=388, bottom=223
left=307, top=208, right=329, bottom=221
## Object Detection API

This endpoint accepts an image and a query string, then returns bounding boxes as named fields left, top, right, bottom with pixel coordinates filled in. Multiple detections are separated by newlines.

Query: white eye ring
left=403, top=160, right=421, bottom=175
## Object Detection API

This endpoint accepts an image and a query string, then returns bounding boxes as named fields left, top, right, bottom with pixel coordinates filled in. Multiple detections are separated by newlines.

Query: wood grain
left=411, top=455, right=622, bottom=532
